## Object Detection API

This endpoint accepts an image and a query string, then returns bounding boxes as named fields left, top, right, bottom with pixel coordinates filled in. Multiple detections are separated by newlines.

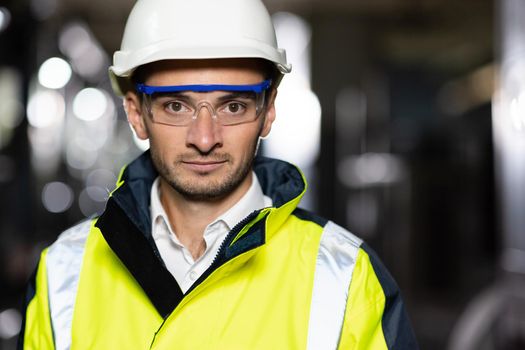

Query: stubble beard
left=151, top=137, right=260, bottom=202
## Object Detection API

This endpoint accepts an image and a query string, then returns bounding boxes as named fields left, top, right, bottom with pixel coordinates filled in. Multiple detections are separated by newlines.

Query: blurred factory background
left=0, top=0, right=523, bottom=349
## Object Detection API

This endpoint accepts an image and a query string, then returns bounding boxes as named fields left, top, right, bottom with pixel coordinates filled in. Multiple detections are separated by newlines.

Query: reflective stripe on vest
left=306, top=221, right=363, bottom=350
left=46, top=219, right=92, bottom=350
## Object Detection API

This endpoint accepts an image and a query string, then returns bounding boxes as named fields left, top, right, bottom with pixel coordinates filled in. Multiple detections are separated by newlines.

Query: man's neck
left=158, top=173, right=253, bottom=260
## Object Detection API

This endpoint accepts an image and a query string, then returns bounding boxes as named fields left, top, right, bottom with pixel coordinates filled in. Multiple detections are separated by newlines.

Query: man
left=19, top=0, right=418, bottom=349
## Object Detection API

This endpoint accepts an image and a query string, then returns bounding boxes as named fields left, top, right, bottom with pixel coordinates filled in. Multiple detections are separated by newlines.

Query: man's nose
left=185, top=104, right=223, bottom=153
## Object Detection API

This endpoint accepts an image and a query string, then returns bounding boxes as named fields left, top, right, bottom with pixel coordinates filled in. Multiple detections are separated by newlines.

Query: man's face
left=126, top=59, right=276, bottom=201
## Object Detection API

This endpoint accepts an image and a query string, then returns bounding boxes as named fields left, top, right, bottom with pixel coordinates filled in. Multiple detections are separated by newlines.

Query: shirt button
left=189, top=271, right=198, bottom=281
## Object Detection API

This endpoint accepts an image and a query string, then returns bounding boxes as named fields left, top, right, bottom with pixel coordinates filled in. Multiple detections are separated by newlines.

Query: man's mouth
left=181, top=159, right=228, bottom=173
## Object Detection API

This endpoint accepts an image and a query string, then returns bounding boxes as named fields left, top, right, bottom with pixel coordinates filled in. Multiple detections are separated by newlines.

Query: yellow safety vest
left=20, top=152, right=418, bottom=349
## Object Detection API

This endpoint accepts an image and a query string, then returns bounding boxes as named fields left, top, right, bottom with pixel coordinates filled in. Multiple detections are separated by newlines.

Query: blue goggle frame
left=136, top=79, right=272, bottom=95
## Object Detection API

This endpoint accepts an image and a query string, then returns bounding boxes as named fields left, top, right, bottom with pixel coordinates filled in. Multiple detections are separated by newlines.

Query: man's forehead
left=139, top=58, right=267, bottom=86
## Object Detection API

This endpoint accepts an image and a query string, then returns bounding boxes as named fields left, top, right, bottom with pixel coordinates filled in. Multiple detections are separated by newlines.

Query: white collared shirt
left=150, top=172, right=272, bottom=293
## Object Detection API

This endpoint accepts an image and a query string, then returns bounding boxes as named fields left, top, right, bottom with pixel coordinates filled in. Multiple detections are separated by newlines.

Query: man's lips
left=181, top=160, right=227, bottom=172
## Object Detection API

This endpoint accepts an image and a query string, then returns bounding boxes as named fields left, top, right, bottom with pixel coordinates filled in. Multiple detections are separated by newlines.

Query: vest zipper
left=150, top=210, right=268, bottom=348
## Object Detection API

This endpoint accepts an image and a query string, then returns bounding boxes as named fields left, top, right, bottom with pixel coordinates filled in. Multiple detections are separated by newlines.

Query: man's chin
left=174, top=185, right=231, bottom=202
left=168, top=176, right=236, bottom=201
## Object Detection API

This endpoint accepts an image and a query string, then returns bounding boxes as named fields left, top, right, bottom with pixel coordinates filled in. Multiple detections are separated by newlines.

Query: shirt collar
left=150, top=172, right=272, bottom=238
left=150, top=177, right=171, bottom=240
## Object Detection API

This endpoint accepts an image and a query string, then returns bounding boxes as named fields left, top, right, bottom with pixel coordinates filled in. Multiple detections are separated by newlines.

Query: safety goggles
left=136, top=80, right=271, bottom=126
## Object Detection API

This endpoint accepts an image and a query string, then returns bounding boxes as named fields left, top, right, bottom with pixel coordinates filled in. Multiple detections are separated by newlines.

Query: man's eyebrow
left=216, top=91, right=256, bottom=101
left=154, top=91, right=192, bottom=100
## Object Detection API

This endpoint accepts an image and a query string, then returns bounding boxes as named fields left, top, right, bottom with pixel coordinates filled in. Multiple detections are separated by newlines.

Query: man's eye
left=165, top=101, right=187, bottom=113
left=226, top=102, right=245, bottom=114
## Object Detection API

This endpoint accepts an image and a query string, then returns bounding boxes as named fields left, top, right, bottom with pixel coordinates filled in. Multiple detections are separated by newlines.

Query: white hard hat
left=109, top=0, right=292, bottom=96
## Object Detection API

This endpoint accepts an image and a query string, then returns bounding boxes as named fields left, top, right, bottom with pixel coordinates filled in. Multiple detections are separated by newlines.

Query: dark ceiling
left=44, top=0, right=493, bottom=73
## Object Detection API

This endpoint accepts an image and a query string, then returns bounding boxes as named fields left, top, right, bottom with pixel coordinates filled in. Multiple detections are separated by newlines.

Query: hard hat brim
left=109, top=40, right=292, bottom=96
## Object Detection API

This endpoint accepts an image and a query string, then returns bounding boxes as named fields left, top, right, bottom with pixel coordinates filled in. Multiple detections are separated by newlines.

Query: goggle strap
left=136, top=79, right=272, bottom=95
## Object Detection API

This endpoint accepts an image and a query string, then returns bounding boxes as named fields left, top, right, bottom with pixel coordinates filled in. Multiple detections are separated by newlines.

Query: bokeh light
left=264, top=88, right=321, bottom=168
left=79, top=187, right=106, bottom=217
left=26, top=90, right=65, bottom=128
left=86, top=168, right=117, bottom=192
left=59, top=22, right=108, bottom=80
left=0, top=309, right=21, bottom=339
left=41, top=181, right=74, bottom=213
left=0, top=7, right=11, bottom=33
left=337, top=153, right=404, bottom=188
left=65, top=138, right=99, bottom=170
left=38, top=57, right=72, bottom=89
left=72, top=88, right=107, bottom=121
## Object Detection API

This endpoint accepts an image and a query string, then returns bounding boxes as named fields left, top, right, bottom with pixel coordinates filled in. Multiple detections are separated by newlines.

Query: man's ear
left=124, top=92, right=149, bottom=140
left=260, top=89, right=277, bottom=138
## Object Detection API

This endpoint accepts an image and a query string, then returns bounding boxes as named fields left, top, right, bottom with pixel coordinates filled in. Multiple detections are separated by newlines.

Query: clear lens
left=143, top=90, right=267, bottom=126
